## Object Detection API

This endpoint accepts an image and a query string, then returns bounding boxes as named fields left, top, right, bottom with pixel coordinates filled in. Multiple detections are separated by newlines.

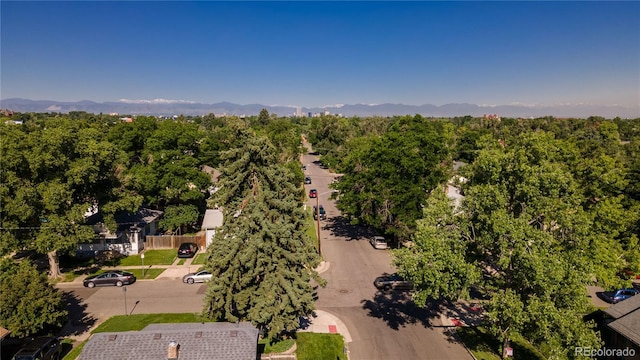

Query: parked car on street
left=309, top=189, right=318, bottom=198
left=83, top=270, right=136, bottom=288
left=374, top=273, right=413, bottom=291
left=601, top=288, right=639, bottom=304
left=183, top=270, right=213, bottom=284
left=11, top=336, right=62, bottom=360
left=304, top=176, right=312, bottom=184
left=313, top=205, right=326, bottom=220
left=369, top=236, right=388, bottom=250
left=177, top=242, right=198, bottom=258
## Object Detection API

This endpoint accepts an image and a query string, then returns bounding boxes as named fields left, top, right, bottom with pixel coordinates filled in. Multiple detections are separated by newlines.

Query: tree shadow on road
left=360, top=289, right=440, bottom=331
left=323, top=216, right=377, bottom=241
left=58, top=291, right=96, bottom=338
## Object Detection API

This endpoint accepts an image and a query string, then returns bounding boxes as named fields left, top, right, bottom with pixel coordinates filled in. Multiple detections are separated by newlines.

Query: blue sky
left=1, top=1, right=639, bottom=108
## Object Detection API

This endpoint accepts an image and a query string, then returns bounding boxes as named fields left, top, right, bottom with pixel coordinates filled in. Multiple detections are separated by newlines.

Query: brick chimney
left=167, top=340, right=179, bottom=359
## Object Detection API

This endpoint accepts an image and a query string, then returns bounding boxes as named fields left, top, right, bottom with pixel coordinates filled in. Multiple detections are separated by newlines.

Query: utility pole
left=316, top=195, right=321, bottom=258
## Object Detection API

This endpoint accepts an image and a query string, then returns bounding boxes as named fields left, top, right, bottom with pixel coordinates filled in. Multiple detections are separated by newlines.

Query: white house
left=201, top=208, right=224, bottom=248
left=79, top=208, right=163, bottom=256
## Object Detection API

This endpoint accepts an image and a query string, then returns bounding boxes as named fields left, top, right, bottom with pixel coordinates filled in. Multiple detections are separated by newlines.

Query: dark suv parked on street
left=12, top=337, right=62, bottom=360
left=313, top=205, right=326, bottom=220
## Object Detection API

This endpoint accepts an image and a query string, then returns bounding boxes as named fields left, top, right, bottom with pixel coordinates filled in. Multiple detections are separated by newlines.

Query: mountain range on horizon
left=1, top=98, right=638, bottom=119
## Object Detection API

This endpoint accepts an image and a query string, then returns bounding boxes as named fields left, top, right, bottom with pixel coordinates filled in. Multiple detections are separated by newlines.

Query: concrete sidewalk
left=299, top=309, right=353, bottom=343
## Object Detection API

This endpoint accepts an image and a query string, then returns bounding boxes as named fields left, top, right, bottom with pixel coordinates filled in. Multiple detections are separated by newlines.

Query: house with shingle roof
left=78, top=322, right=259, bottom=360
left=79, top=208, right=163, bottom=256
left=602, top=293, right=640, bottom=354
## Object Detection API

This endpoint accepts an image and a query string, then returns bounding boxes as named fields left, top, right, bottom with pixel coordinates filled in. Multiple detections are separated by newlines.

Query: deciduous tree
left=0, top=259, right=67, bottom=337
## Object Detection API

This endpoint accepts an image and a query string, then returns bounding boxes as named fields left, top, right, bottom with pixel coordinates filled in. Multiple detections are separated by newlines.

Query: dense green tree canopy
left=0, top=258, right=68, bottom=337
left=393, top=128, right=640, bottom=358
left=331, top=115, right=453, bottom=239
left=0, top=118, right=141, bottom=277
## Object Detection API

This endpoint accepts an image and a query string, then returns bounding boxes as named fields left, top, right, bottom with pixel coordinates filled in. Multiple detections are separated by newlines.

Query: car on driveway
left=369, top=236, right=388, bottom=250
left=83, top=270, right=136, bottom=288
left=374, top=273, right=413, bottom=291
left=304, top=176, right=312, bottom=184
left=601, top=288, right=639, bottom=304
left=177, top=242, right=198, bottom=258
left=313, top=205, right=326, bottom=220
left=11, top=336, right=62, bottom=360
left=183, top=270, right=213, bottom=284
left=309, top=189, right=317, bottom=198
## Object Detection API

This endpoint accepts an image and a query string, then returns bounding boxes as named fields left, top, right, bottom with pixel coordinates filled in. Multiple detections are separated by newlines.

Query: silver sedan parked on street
left=182, top=270, right=213, bottom=284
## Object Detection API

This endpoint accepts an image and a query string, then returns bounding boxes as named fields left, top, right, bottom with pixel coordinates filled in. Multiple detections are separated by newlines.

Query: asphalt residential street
left=301, top=141, right=474, bottom=360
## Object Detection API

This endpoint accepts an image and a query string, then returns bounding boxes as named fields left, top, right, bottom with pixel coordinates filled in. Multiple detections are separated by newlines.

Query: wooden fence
left=145, top=233, right=206, bottom=249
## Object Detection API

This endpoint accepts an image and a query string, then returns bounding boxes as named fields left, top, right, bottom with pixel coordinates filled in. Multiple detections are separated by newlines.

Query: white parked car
left=370, top=236, right=388, bottom=250
left=182, top=270, right=213, bottom=284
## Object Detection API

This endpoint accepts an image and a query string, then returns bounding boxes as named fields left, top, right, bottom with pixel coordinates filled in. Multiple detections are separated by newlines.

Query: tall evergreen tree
left=202, top=133, right=320, bottom=339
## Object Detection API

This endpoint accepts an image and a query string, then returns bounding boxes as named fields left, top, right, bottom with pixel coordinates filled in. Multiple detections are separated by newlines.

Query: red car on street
left=309, top=189, right=318, bottom=198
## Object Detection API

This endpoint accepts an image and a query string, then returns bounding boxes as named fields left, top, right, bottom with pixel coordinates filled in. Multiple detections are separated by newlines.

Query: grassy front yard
left=296, top=333, right=346, bottom=360
left=456, top=326, right=546, bottom=360
left=191, top=252, right=208, bottom=265
left=306, top=206, right=319, bottom=250
left=119, top=249, right=177, bottom=266
left=92, top=313, right=208, bottom=332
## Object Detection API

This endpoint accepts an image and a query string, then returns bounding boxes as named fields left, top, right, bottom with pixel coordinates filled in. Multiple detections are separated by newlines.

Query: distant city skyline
left=1, top=1, right=639, bottom=110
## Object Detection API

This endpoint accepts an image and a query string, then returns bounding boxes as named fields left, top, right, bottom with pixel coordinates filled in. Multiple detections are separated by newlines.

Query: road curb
left=315, top=261, right=330, bottom=274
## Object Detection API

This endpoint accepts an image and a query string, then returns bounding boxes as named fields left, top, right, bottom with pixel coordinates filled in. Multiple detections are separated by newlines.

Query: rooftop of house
left=604, top=294, right=640, bottom=346
left=79, top=322, right=259, bottom=360
left=85, top=208, right=164, bottom=234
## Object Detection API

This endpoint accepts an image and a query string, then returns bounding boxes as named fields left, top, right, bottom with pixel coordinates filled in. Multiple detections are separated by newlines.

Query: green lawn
left=118, top=249, right=177, bottom=266
left=456, top=327, right=546, bottom=360
left=259, top=338, right=296, bottom=354
left=92, top=313, right=208, bottom=332
left=62, top=342, right=84, bottom=360
left=191, top=252, right=208, bottom=265
left=58, top=271, right=82, bottom=283
left=176, top=258, right=186, bottom=265
left=296, top=333, right=346, bottom=360
left=125, top=268, right=165, bottom=279
left=306, top=207, right=319, bottom=250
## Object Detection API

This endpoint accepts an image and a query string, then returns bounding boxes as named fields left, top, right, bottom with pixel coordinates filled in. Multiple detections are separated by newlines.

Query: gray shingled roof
left=604, top=295, right=640, bottom=347
left=604, top=293, right=640, bottom=319
left=78, top=322, right=259, bottom=360
left=608, top=309, right=640, bottom=346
